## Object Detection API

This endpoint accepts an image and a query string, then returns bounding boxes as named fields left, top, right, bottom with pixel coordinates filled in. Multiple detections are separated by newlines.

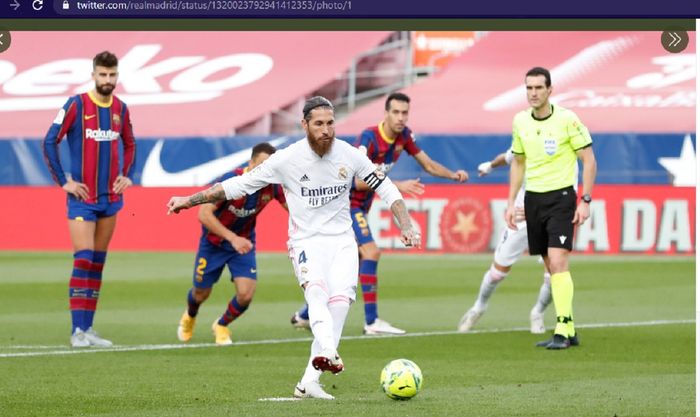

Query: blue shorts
left=67, top=198, right=123, bottom=221
left=351, top=207, right=374, bottom=246
left=192, top=240, right=257, bottom=289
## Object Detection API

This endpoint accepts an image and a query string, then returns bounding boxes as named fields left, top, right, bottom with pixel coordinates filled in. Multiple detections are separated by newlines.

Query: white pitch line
left=257, top=397, right=301, bottom=402
left=0, top=319, right=693, bottom=359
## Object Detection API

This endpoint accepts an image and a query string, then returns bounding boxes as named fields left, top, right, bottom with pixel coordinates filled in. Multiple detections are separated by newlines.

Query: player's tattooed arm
left=189, top=183, right=226, bottom=206
left=167, top=183, right=226, bottom=215
left=390, top=199, right=421, bottom=248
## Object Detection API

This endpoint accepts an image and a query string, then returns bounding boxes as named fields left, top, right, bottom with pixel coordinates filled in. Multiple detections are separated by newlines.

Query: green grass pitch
left=0, top=252, right=694, bottom=416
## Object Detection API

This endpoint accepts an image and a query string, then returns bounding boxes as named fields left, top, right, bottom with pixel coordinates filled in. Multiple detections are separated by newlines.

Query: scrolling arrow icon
left=668, top=32, right=681, bottom=47
left=10, top=0, right=20, bottom=10
left=661, top=30, right=688, bottom=53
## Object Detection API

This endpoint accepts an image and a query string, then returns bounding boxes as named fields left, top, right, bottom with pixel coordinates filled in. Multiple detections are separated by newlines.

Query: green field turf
left=0, top=252, right=694, bottom=416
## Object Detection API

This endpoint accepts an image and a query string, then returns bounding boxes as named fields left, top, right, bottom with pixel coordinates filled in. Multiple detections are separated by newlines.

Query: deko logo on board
left=0, top=44, right=274, bottom=111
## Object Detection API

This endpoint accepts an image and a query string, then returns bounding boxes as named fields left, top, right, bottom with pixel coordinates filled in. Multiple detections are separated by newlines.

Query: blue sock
left=69, top=249, right=93, bottom=334
left=218, top=296, right=248, bottom=326
left=84, top=251, right=106, bottom=329
left=298, top=304, right=309, bottom=320
left=187, top=289, right=201, bottom=317
left=360, top=259, right=379, bottom=325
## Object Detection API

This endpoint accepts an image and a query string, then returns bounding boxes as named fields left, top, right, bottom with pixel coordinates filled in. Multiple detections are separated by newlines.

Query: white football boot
left=70, top=328, right=90, bottom=348
left=84, top=327, right=113, bottom=347
left=363, top=318, right=406, bottom=335
left=457, top=307, right=483, bottom=333
left=294, top=381, right=334, bottom=400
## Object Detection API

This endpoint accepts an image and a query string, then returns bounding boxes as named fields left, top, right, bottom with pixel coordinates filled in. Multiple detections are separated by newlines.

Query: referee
left=505, top=67, right=597, bottom=350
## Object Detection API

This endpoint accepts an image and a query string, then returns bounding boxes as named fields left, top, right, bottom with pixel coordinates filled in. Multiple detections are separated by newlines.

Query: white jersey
left=221, top=137, right=403, bottom=242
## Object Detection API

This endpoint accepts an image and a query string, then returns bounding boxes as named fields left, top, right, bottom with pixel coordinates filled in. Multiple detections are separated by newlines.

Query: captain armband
left=363, top=170, right=386, bottom=190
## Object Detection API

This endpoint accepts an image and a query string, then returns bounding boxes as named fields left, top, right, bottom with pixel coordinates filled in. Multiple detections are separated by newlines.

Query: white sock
left=299, top=295, right=351, bottom=385
left=474, top=265, right=507, bottom=312
left=328, top=296, right=351, bottom=348
left=532, top=272, right=552, bottom=314
left=305, top=282, right=335, bottom=353
left=300, top=339, right=323, bottom=385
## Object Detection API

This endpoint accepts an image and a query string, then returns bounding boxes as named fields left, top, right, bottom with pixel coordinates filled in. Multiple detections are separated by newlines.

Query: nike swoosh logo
left=250, top=268, right=257, bottom=273
left=141, top=137, right=289, bottom=186
left=84, top=114, right=97, bottom=120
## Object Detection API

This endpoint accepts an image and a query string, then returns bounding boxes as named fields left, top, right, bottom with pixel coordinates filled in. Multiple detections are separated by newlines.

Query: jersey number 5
left=354, top=211, right=368, bottom=229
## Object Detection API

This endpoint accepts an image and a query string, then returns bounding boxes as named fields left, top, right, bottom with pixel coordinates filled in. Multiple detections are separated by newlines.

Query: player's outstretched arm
left=414, top=151, right=468, bottom=182
left=396, top=179, right=425, bottom=197
left=167, top=183, right=226, bottom=215
left=478, top=152, right=509, bottom=177
left=391, top=199, right=421, bottom=248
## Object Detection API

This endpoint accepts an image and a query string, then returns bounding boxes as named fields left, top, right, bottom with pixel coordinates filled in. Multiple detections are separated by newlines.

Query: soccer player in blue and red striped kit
left=177, top=142, right=287, bottom=345
left=43, top=51, right=136, bottom=348
left=292, top=92, right=468, bottom=334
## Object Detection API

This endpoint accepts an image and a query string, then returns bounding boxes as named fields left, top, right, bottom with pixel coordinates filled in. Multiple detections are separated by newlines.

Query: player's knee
left=548, top=262, right=568, bottom=274
left=237, top=291, right=254, bottom=306
left=489, top=264, right=509, bottom=283
left=304, top=280, right=329, bottom=300
left=361, top=245, right=381, bottom=260
left=192, top=287, right=211, bottom=303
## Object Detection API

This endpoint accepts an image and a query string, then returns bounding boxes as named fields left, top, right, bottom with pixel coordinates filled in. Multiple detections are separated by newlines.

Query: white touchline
left=0, top=319, right=693, bottom=359
left=257, top=397, right=302, bottom=402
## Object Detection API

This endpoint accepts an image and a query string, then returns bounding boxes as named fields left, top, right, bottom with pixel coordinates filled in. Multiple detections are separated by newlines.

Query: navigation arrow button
left=0, top=31, right=10, bottom=53
left=662, top=30, right=688, bottom=53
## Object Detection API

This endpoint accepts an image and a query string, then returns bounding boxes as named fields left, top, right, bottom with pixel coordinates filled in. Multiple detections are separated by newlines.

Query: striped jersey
left=350, top=122, right=421, bottom=212
left=43, top=91, right=136, bottom=204
left=202, top=167, right=286, bottom=247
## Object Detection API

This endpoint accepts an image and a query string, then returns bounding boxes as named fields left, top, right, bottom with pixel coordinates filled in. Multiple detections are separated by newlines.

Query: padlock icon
left=62, top=0, right=70, bottom=9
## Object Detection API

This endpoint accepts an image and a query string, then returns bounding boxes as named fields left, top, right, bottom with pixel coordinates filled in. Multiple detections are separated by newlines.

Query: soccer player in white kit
left=167, top=97, right=420, bottom=400
left=457, top=149, right=553, bottom=334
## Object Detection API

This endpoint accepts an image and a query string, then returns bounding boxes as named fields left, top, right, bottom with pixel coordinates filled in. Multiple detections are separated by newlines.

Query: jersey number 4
left=298, top=250, right=307, bottom=264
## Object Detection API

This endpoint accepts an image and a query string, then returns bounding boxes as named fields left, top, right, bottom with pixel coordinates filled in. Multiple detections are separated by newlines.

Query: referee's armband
left=363, top=170, right=386, bottom=190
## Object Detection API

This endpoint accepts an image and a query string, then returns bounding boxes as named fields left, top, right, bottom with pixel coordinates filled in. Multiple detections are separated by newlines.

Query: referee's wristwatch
left=581, top=194, right=592, bottom=204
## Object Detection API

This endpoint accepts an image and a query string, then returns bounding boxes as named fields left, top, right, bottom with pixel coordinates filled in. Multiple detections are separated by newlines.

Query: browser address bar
left=54, top=0, right=354, bottom=16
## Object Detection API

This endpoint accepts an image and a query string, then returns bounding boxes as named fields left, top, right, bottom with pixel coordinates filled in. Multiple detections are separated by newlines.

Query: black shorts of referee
left=524, top=186, right=576, bottom=255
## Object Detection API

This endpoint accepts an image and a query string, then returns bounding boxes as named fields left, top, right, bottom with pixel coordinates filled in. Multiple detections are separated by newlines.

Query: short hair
left=303, top=96, right=334, bottom=121
left=93, top=51, right=119, bottom=69
left=525, top=67, right=551, bottom=87
left=385, top=92, right=410, bottom=110
left=251, top=142, right=277, bottom=158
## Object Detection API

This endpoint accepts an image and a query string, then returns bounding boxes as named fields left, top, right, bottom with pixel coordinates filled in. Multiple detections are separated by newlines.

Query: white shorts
left=493, top=221, right=528, bottom=267
left=287, top=229, right=358, bottom=302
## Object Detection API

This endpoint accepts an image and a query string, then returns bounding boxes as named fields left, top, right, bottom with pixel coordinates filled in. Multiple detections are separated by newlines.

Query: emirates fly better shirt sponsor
left=221, top=138, right=403, bottom=241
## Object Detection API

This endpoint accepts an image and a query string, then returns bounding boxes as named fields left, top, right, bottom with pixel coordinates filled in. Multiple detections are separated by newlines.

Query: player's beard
left=308, top=135, right=334, bottom=157
left=96, top=83, right=115, bottom=96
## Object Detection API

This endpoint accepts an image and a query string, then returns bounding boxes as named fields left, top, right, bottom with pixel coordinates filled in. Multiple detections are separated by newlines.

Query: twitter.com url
left=62, top=0, right=352, bottom=13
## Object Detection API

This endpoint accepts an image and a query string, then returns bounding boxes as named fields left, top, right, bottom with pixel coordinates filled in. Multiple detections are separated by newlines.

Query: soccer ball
left=380, top=358, right=423, bottom=400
